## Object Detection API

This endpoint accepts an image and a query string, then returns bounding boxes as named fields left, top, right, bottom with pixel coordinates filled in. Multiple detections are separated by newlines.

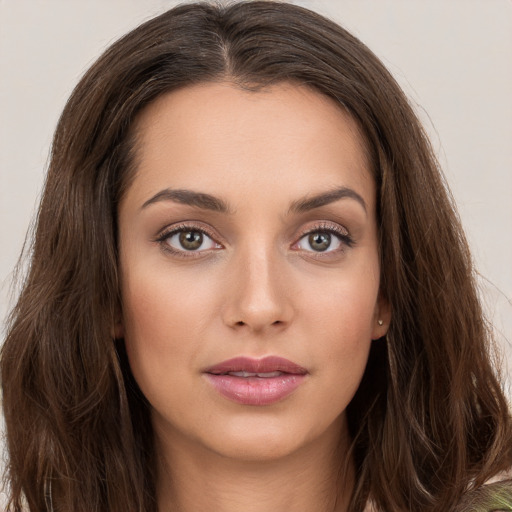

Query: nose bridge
left=224, top=238, right=292, bottom=331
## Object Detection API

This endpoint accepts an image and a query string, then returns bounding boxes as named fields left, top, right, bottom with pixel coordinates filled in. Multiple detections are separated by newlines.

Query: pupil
left=179, top=231, right=203, bottom=250
left=309, top=232, right=330, bottom=252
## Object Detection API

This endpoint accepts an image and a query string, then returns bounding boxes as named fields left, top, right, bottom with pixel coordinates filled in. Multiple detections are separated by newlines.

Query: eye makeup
left=154, top=221, right=223, bottom=258
left=152, top=217, right=355, bottom=263
left=293, top=221, right=355, bottom=253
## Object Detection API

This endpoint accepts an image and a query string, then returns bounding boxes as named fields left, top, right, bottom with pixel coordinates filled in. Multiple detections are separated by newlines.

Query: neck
left=155, top=416, right=354, bottom=512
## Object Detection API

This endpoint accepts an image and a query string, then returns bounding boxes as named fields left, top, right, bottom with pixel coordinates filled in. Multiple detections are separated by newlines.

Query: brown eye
left=294, top=225, right=351, bottom=255
left=308, top=232, right=331, bottom=252
left=179, top=231, right=203, bottom=250
left=160, top=227, right=220, bottom=254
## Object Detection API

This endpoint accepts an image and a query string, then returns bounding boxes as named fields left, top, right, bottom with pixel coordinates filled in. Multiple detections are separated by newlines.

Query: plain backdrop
left=1, top=0, right=511, bottom=445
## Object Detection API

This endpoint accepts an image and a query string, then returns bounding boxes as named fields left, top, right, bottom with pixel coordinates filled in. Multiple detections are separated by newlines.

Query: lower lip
left=204, top=374, right=306, bottom=405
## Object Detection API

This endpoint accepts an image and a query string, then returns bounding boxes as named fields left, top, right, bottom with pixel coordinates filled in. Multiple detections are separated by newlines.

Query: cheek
left=302, top=260, right=380, bottom=337
left=120, top=265, right=220, bottom=393
left=299, top=263, right=379, bottom=390
left=310, top=297, right=375, bottom=379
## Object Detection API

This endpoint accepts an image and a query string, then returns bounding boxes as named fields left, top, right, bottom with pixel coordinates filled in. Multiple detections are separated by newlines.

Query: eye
left=157, top=225, right=222, bottom=254
left=296, top=231, right=341, bottom=252
left=293, top=224, right=354, bottom=254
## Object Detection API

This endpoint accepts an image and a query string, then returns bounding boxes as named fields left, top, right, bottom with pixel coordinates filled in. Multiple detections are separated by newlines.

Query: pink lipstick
left=204, top=356, right=307, bottom=406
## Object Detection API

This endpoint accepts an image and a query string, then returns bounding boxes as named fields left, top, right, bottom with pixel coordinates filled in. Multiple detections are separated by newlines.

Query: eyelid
left=292, top=221, right=355, bottom=253
left=153, top=220, right=354, bottom=258
left=300, top=221, right=351, bottom=239
left=154, top=221, right=224, bottom=256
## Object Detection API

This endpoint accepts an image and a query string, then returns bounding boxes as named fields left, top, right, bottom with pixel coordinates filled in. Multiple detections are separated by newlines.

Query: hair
left=2, top=2, right=511, bottom=511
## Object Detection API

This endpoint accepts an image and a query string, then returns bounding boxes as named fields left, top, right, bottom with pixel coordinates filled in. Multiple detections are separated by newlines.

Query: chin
left=211, top=435, right=307, bottom=463
left=195, top=411, right=345, bottom=463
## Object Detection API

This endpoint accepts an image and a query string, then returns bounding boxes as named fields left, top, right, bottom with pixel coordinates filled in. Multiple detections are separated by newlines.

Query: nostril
left=235, top=321, right=245, bottom=327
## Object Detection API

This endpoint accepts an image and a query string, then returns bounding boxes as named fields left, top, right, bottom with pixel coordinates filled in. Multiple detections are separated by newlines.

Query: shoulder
left=363, top=472, right=512, bottom=512
left=454, top=473, right=512, bottom=512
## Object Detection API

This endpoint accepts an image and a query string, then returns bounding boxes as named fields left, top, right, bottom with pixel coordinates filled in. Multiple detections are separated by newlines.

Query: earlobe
left=111, top=300, right=125, bottom=339
left=111, top=319, right=125, bottom=340
left=371, top=295, right=391, bottom=340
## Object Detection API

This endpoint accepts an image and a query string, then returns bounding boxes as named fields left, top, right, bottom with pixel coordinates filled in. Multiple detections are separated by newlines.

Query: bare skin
left=156, top=414, right=354, bottom=512
left=117, top=82, right=390, bottom=512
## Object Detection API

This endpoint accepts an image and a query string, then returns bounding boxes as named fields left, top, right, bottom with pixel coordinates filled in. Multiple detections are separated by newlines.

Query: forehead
left=125, top=81, right=374, bottom=210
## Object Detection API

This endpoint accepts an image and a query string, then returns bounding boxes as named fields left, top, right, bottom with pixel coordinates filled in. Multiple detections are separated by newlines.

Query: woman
left=1, top=2, right=511, bottom=511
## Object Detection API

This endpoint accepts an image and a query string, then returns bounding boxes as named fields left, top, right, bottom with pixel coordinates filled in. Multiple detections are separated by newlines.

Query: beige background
left=1, top=0, right=511, bottom=414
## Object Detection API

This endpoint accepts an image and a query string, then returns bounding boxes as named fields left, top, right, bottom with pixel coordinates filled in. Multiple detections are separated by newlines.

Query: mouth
left=217, top=370, right=285, bottom=378
left=203, top=356, right=308, bottom=406
left=205, top=356, right=308, bottom=375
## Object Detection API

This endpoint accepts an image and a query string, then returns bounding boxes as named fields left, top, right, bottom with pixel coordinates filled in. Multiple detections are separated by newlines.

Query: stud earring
left=378, top=319, right=384, bottom=326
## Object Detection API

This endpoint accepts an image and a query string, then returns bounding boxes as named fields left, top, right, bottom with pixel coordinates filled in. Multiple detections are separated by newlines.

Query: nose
left=222, top=245, right=294, bottom=334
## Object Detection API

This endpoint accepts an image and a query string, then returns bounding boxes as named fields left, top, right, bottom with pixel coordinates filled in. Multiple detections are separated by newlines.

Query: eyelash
left=155, top=222, right=222, bottom=258
left=154, top=221, right=355, bottom=258
left=294, top=222, right=355, bottom=255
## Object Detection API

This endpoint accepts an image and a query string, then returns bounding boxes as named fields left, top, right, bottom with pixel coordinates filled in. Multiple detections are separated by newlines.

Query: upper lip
left=204, top=356, right=308, bottom=375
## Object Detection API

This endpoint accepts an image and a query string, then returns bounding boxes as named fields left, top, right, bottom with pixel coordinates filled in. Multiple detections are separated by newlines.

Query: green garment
left=455, top=480, right=512, bottom=511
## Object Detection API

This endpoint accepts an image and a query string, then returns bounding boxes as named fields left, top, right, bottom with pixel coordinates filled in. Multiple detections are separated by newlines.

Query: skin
left=117, top=82, right=390, bottom=512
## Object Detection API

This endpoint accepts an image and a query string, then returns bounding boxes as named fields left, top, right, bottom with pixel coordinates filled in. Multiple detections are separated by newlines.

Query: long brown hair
left=2, top=2, right=511, bottom=511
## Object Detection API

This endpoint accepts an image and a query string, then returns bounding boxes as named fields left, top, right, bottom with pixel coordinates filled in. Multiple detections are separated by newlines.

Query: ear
left=371, top=293, right=391, bottom=340
left=111, top=308, right=125, bottom=339
left=112, top=320, right=125, bottom=340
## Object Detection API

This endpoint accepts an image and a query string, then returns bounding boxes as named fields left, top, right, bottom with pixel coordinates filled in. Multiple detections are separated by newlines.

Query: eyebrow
left=141, top=188, right=231, bottom=213
left=141, top=185, right=367, bottom=216
left=289, top=186, right=367, bottom=215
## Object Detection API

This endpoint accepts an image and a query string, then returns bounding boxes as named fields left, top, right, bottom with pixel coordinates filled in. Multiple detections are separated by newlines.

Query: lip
left=203, top=356, right=308, bottom=406
left=205, top=356, right=308, bottom=375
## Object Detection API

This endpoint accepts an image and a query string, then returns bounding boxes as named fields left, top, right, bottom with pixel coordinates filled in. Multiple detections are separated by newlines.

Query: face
left=117, top=82, right=389, bottom=462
